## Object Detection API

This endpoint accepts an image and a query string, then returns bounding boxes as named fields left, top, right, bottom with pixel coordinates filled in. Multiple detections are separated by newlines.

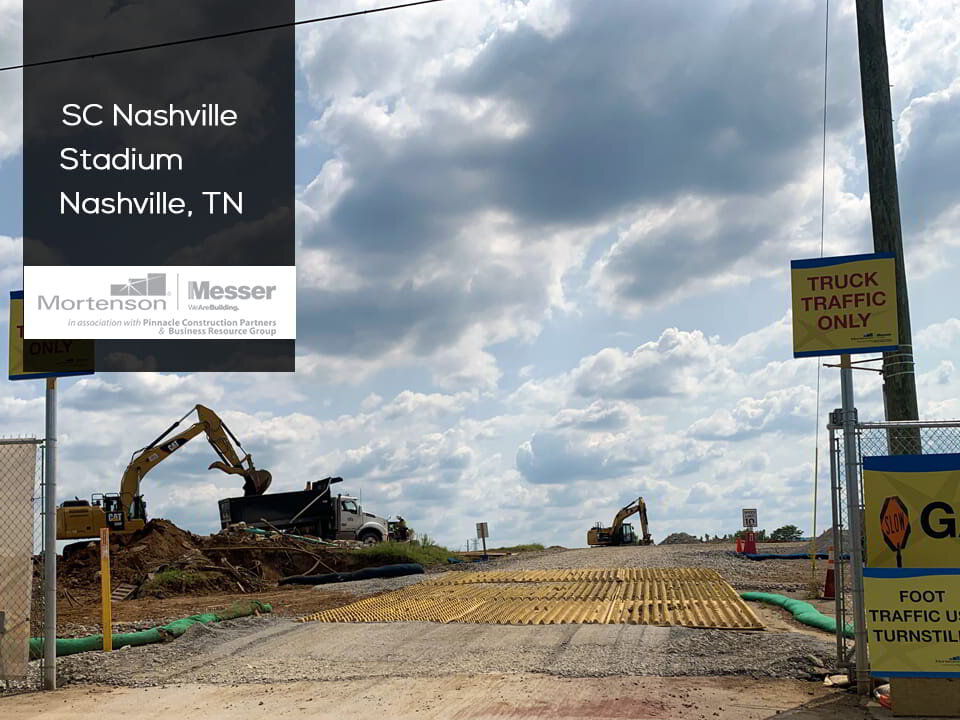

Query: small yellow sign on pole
left=100, top=528, right=112, bottom=652
left=8, top=290, right=94, bottom=380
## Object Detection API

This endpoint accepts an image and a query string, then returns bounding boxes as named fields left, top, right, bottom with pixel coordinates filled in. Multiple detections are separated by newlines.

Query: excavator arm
left=118, top=404, right=272, bottom=518
left=608, top=497, right=653, bottom=546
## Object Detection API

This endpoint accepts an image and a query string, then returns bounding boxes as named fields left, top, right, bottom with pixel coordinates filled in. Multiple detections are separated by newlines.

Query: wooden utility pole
left=855, top=0, right=920, bottom=436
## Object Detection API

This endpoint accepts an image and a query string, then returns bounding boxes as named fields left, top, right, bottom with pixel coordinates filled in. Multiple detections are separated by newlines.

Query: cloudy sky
left=2, top=0, right=959, bottom=549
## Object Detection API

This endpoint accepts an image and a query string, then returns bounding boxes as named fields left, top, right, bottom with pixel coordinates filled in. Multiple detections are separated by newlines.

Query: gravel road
left=4, top=543, right=839, bottom=693
left=41, top=613, right=834, bottom=689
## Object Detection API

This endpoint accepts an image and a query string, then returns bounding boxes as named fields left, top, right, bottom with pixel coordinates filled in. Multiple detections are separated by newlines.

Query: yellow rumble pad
left=298, top=567, right=764, bottom=630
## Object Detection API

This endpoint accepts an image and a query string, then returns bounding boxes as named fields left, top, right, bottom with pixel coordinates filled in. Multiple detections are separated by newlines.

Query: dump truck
left=218, top=476, right=408, bottom=544
left=587, top=496, right=653, bottom=547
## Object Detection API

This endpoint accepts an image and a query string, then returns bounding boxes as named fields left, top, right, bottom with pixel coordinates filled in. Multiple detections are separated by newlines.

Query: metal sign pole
left=840, top=355, right=870, bottom=693
left=43, top=377, right=57, bottom=690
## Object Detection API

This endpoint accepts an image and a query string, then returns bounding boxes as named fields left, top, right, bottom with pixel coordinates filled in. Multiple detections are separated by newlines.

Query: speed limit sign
left=742, top=508, right=758, bottom=528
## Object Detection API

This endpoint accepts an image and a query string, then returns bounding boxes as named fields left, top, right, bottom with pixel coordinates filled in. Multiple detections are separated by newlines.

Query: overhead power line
left=0, top=0, right=449, bottom=73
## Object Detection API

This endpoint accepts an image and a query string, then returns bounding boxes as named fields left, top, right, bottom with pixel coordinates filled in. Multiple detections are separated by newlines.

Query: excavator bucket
left=243, top=469, right=272, bottom=496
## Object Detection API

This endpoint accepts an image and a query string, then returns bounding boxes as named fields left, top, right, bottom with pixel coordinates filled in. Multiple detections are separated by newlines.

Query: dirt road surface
left=3, top=544, right=882, bottom=718
left=1, top=676, right=870, bottom=720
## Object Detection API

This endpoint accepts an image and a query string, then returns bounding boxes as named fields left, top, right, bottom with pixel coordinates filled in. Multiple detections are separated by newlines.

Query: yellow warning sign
left=864, top=570, right=960, bottom=677
left=790, top=253, right=898, bottom=357
left=864, top=455, right=960, bottom=569
left=8, top=291, right=94, bottom=380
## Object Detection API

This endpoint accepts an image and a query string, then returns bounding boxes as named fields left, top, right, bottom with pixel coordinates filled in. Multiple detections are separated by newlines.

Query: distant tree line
left=698, top=524, right=804, bottom=543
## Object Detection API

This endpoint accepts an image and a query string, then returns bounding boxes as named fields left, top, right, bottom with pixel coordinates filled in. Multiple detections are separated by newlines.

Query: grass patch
left=141, top=569, right=223, bottom=596
left=485, top=543, right=545, bottom=553
left=351, top=540, right=453, bottom=567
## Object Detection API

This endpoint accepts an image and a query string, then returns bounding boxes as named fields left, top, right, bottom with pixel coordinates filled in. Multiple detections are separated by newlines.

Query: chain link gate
left=0, top=439, right=45, bottom=692
left=828, top=418, right=960, bottom=684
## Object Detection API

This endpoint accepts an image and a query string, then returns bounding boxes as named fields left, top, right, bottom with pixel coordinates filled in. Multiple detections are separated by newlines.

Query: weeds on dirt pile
left=141, top=569, right=224, bottom=596
left=352, top=541, right=452, bottom=567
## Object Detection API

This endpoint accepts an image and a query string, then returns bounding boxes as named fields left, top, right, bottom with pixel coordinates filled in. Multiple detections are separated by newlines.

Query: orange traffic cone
left=736, top=537, right=743, bottom=553
left=743, top=531, right=758, bottom=554
left=822, top=545, right=836, bottom=600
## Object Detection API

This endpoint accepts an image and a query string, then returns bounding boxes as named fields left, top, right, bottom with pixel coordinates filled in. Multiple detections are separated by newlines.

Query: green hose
left=741, top=592, right=853, bottom=638
left=29, top=599, right=271, bottom=659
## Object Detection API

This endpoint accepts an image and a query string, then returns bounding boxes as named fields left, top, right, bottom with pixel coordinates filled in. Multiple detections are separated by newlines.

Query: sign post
left=476, top=522, right=489, bottom=561
left=99, top=528, right=112, bottom=652
left=790, top=252, right=900, bottom=694
left=741, top=508, right=758, bottom=554
left=9, top=289, right=94, bottom=689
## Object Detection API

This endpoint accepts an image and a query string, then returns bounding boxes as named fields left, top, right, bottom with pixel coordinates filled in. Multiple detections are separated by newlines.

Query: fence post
left=43, top=378, right=57, bottom=690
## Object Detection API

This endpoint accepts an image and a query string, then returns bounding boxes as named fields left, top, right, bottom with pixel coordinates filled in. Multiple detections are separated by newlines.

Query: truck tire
left=358, top=530, right=382, bottom=545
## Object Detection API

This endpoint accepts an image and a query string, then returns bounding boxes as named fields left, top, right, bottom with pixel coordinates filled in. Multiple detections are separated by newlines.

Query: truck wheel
left=358, top=530, right=381, bottom=545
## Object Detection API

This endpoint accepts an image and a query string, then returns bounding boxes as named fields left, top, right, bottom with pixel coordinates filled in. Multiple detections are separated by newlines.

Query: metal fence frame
left=0, top=439, right=45, bottom=693
left=828, top=418, right=960, bottom=687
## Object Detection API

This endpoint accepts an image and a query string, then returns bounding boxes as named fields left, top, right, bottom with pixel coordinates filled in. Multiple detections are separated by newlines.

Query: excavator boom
left=57, top=405, right=271, bottom=540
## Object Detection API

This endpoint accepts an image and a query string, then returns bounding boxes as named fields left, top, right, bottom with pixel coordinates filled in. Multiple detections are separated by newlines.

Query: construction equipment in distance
left=57, top=404, right=272, bottom=540
left=587, top=496, right=653, bottom=547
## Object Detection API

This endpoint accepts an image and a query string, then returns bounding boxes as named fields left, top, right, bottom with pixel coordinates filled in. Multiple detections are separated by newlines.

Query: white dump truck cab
left=336, top=494, right=389, bottom=544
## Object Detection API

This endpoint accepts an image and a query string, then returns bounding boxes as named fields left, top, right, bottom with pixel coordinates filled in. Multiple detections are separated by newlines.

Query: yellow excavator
left=56, top=405, right=272, bottom=540
left=587, top=496, right=653, bottom=547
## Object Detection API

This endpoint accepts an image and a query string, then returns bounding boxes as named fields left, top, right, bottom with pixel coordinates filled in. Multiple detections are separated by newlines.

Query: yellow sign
left=864, top=570, right=960, bottom=677
left=8, top=291, right=94, bottom=380
left=864, top=455, right=960, bottom=569
left=863, top=454, right=960, bottom=677
left=791, top=253, right=898, bottom=357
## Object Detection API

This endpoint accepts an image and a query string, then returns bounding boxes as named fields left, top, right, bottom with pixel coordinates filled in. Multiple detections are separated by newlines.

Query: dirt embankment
left=35, top=519, right=409, bottom=635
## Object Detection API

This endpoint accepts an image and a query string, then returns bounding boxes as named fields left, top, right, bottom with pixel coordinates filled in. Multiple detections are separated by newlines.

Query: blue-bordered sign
left=790, top=252, right=898, bottom=357
left=8, top=290, right=94, bottom=380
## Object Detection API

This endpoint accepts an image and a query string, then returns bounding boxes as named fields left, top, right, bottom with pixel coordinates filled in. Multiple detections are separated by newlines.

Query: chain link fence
left=828, top=419, right=960, bottom=680
left=0, top=439, right=44, bottom=692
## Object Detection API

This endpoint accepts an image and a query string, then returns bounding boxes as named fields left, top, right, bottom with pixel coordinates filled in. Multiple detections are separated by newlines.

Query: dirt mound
left=813, top=526, right=852, bottom=554
left=658, top=532, right=702, bottom=545
left=54, top=519, right=368, bottom=603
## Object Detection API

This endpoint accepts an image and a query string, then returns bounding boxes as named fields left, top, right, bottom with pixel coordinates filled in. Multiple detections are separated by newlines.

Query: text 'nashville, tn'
left=60, top=190, right=243, bottom=216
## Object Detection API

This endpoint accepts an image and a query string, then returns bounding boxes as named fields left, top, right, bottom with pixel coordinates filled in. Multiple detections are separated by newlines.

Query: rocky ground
left=4, top=541, right=847, bottom=695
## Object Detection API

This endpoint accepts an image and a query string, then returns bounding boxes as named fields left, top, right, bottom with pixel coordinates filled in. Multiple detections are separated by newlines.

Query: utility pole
left=855, top=0, right=920, bottom=445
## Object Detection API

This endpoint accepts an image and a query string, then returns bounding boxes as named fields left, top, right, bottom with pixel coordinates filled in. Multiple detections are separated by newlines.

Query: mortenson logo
left=38, top=272, right=169, bottom=311
left=37, top=273, right=277, bottom=311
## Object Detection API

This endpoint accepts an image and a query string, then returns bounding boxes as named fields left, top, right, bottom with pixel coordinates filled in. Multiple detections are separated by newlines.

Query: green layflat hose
left=28, top=599, right=272, bottom=659
left=741, top=592, right=853, bottom=638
